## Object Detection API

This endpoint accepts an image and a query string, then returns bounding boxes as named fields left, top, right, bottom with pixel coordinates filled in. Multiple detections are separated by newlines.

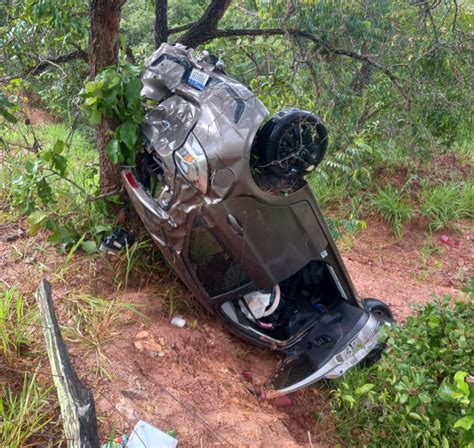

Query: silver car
left=122, top=43, right=392, bottom=396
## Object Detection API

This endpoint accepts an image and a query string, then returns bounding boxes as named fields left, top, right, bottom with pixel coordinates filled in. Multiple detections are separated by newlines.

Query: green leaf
left=52, top=139, right=65, bottom=154
left=37, top=178, right=54, bottom=206
left=409, top=412, right=423, bottom=421
left=454, top=371, right=469, bottom=396
left=124, top=77, right=143, bottom=105
left=355, top=384, right=375, bottom=396
left=88, top=106, right=102, bottom=125
left=341, top=394, right=356, bottom=407
left=0, top=107, right=17, bottom=123
left=453, top=415, right=474, bottom=431
left=94, top=224, right=113, bottom=234
left=81, top=240, right=97, bottom=254
left=52, top=154, right=67, bottom=176
left=27, top=211, right=50, bottom=235
left=106, top=139, right=124, bottom=164
left=118, top=121, right=138, bottom=150
left=84, top=80, right=104, bottom=95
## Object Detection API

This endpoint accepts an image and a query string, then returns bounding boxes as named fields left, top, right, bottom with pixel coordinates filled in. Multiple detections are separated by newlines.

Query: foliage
left=81, top=63, right=144, bottom=165
left=0, top=121, right=115, bottom=249
left=0, top=93, right=18, bottom=126
left=420, top=182, right=473, bottom=231
left=332, top=297, right=474, bottom=447
left=0, top=286, right=31, bottom=361
left=62, top=294, right=143, bottom=378
left=0, top=373, right=55, bottom=447
left=372, top=184, right=413, bottom=237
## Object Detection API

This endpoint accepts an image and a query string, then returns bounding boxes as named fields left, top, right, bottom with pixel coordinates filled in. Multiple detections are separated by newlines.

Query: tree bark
left=178, top=0, right=232, bottom=49
left=155, top=0, right=168, bottom=48
left=89, top=0, right=127, bottom=194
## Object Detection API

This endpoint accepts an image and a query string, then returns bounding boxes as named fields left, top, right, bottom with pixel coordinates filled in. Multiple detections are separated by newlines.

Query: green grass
left=372, top=184, right=413, bottom=237
left=420, top=181, right=473, bottom=231
left=0, top=120, right=119, bottom=250
left=0, top=373, right=55, bottom=447
left=0, top=286, right=34, bottom=361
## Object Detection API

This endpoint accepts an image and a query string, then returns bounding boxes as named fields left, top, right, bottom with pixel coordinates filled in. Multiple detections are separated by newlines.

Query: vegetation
left=332, top=298, right=474, bottom=447
left=0, top=0, right=472, bottom=446
left=372, top=184, right=412, bottom=238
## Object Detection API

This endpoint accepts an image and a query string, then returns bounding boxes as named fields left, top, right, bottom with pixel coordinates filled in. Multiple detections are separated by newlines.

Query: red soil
left=0, top=214, right=472, bottom=447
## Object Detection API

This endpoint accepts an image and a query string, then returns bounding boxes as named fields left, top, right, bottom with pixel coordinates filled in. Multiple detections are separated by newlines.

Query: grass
left=419, top=181, right=473, bottom=231
left=62, top=294, right=143, bottom=378
left=421, top=233, right=444, bottom=265
left=160, top=286, right=196, bottom=318
left=372, top=184, right=413, bottom=237
left=112, top=239, right=164, bottom=289
left=0, top=373, right=56, bottom=447
left=0, top=286, right=34, bottom=361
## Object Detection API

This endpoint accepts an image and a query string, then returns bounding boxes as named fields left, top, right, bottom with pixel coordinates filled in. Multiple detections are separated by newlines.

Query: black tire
left=363, top=298, right=394, bottom=322
left=361, top=298, right=393, bottom=366
left=256, top=109, right=328, bottom=179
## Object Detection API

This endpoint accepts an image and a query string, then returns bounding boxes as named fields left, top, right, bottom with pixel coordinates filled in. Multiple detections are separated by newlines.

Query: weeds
left=331, top=297, right=474, bottom=447
left=0, top=286, right=34, bottom=361
left=420, top=181, right=472, bottom=231
left=421, top=233, right=444, bottom=265
left=372, top=184, right=412, bottom=237
left=62, top=294, right=142, bottom=378
left=107, top=238, right=165, bottom=289
left=159, top=285, right=196, bottom=318
left=0, top=373, right=55, bottom=447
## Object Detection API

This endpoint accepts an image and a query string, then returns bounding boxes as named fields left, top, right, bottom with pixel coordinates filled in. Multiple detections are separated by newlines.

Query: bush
left=331, top=297, right=474, bottom=447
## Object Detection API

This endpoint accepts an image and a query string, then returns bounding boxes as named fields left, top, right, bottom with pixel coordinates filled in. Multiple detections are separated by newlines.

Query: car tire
left=256, top=109, right=328, bottom=179
left=361, top=298, right=394, bottom=366
left=363, top=298, right=394, bottom=322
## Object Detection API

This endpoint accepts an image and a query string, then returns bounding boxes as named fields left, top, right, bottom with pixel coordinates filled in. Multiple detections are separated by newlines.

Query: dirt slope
left=0, top=214, right=471, bottom=447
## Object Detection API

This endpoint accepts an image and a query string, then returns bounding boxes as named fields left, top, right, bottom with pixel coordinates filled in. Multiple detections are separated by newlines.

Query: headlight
left=174, top=133, right=209, bottom=194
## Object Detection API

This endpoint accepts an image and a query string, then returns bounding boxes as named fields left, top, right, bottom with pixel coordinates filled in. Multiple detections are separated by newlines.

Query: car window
left=189, top=218, right=251, bottom=296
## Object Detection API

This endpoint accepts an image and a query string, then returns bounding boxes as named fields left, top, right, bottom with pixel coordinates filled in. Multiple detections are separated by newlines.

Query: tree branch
left=199, top=27, right=411, bottom=109
left=178, top=0, right=232, bottom=48
left=0, top=49, right=88, bottom=84
left=168, top=22, right=196, bottom=35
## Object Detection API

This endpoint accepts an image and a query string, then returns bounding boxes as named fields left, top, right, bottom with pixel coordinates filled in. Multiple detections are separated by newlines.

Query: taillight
left=125, top=171, right=139, bottom=188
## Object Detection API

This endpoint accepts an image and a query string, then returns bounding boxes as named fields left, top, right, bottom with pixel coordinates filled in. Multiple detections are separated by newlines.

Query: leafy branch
left=81, top=63, right=144, bottom=166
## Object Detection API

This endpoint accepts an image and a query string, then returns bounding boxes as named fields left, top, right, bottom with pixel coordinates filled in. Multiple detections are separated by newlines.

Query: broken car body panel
left=123, top=43, right=390, bottom=395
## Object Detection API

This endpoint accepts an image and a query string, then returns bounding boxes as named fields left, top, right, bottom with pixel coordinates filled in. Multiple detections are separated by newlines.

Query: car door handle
left=227, top=214, right=244, bottom=236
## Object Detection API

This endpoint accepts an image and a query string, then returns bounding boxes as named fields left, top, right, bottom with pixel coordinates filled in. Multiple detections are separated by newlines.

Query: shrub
left=331, top=297, right=474, bottom=447
left=372, top=184, right=412, bottom=237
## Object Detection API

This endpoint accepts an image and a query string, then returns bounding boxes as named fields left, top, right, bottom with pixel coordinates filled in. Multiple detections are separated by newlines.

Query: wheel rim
left=271, top=119, right=327, bottom=177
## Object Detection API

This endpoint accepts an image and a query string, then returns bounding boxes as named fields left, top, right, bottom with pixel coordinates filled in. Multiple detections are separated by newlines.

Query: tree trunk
left=155, top=0, right=168, bottom=48
left=89, top=0, right=127, bottom=193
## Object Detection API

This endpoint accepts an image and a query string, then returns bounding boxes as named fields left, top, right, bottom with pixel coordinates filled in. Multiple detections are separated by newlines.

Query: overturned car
left=122, top=43, right=392, bottom=396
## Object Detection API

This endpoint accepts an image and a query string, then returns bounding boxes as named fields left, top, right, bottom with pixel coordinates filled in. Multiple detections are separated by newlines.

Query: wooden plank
left=35, top=279, right=100, bottom=448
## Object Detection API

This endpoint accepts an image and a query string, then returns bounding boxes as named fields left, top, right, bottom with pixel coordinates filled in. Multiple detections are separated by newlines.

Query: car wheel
left=363, top=298, right=394, bottom=322
left=256, top=109, right=328, bottom=179
left=361, top=298, right=393, bottom=366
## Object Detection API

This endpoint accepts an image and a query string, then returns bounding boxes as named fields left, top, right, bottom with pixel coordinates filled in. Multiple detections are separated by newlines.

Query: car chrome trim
left=276, top=314, right=381, bottom=394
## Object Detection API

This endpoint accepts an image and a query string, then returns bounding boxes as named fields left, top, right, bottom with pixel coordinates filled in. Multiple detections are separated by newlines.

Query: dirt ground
left=1, top=208, right=472, bottom=447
